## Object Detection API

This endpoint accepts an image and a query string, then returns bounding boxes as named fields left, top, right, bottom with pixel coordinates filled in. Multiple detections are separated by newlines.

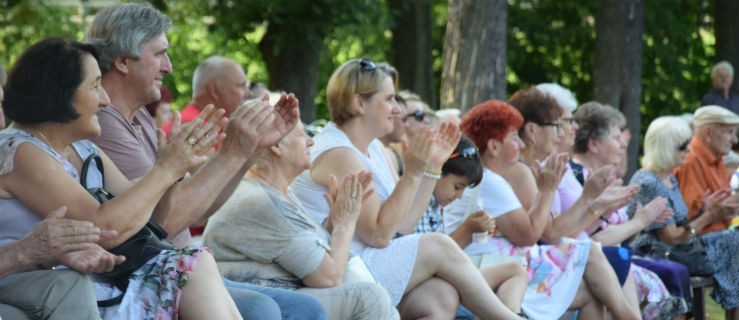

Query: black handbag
left=636, top=210, right=715, bottom=277
left=80, top=154, right=174, bottom=307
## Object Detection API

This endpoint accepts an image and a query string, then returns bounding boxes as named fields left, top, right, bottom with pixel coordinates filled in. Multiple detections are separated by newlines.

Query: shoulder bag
left=80, top=154, right=174, bottom=307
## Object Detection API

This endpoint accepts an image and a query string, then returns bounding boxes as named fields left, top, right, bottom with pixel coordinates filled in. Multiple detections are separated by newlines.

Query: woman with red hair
left=444, top=99, right=641, bottom=319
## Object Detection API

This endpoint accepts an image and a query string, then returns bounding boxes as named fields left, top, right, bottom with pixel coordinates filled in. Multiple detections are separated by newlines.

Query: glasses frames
left=449, top=147, right=478, bottom=159
left=537, top=122, right=562, bottom=133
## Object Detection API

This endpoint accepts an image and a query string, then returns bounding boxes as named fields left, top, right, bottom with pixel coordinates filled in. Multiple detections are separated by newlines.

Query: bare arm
left=591, top=197, right=670, bottom=246
left=449, top=210, right=495, bottom=249
left=501, top=154, right=566, bottom=245
left=156, top=95, right=300, bottom=236
left=303, top=174, right=364, bottom=288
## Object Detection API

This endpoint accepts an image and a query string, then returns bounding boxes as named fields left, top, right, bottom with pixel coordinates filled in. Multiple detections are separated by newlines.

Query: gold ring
left=187, top=137, right=197, bottom=145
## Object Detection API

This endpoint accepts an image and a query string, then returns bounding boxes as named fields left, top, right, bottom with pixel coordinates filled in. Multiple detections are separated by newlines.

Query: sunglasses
left=404, top=109, right=432, bottom=122
left=677, top=140, right=690, bottom=152
left=449, top=147, right=478, bottom=159
left=359, top=59, right=376, bottom=72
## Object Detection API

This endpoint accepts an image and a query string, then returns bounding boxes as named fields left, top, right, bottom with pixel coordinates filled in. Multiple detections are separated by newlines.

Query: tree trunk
left=389, top=0, right=436, bottom=108
left=714, top=0, right=739, bottom=94
left=593, top=0, right=644, bottom=180
left=259, top=23, right=324, bottom=123
left=440, top=0, right=507, bottom=113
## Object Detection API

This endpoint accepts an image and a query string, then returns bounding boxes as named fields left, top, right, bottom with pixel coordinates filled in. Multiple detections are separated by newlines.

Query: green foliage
left=508, top=0, right=715, bottom=139
left=0, top=0, right=86, bottom=70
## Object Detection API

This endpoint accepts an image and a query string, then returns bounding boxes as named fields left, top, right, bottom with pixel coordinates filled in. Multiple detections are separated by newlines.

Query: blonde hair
left=643, top=116, right=692, bottom=171
left=326, top=59, right=395, bottom=126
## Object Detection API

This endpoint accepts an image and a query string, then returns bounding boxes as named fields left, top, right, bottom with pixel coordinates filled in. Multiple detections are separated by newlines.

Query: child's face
left=434, top=174, right=472, bottom=207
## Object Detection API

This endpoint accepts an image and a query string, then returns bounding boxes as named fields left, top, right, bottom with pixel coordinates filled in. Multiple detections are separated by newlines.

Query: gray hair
left=84, top=2, right=171, bottom=74
left=192, top=56, right=235, bottom=99
left=536, top=83, right=578, bottom=111
left=711, top=61, right=734, bottom=79
left=642, top=116, right=692, bottom=172
left=573, top=101, right=626, bottom=154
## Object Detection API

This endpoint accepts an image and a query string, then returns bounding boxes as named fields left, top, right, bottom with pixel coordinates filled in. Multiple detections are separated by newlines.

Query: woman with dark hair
left=292, top=59, right=522, bottom=319
left=444, top=99, right=642, bottom=320
left=0, top=38, right=240, bottom=319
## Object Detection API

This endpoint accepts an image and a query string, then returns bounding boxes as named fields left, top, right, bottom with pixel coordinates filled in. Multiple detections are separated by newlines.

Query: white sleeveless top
left=291, top=123, right=419, bottom=306
left=291, top=123, right=397, bottom=252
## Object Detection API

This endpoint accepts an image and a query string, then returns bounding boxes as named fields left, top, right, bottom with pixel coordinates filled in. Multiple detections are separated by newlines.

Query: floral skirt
left=632, top=264, right=688, bottom=320
left=97, top=246, right=205, bottom=320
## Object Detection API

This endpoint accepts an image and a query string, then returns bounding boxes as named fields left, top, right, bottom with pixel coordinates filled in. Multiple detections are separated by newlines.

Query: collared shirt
left=673, top=137, right=731, bottom=233
left=701, top=89, right=739, bottom=114
left=414, top=196, right=444, bottom=234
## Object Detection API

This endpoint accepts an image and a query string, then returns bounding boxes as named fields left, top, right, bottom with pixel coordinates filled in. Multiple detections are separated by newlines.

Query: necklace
left=32, top=127, right=72, bottom=161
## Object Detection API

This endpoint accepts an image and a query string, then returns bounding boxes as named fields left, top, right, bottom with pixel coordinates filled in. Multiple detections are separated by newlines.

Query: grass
left=704, top=289, right=726, bottom=319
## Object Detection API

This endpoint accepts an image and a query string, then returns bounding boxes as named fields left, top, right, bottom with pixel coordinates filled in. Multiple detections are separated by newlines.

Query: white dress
left=291, top=123, right=420, bottom=306
left=445, top=168, right=591, bottom=320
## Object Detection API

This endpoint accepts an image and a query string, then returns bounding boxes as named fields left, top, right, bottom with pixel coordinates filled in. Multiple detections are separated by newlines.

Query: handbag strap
left=80, top=154, right=104, bottom=189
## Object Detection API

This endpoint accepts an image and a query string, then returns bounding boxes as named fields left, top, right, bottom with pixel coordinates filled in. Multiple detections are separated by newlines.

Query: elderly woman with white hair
left=629, top=116, right=739, bottom=316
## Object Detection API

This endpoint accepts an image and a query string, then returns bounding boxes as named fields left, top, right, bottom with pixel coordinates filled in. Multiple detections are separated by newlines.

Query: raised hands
left=220, top=93, right=300, bottom=158
left=632, top=196, right=672, bottom=225
left=533, top=153, right=568, bottom=193
left=402, top=122, right=462, bottom=176
left=324, top=172, right=373, bottom=228
left=23, top=207, right=125, bottom=273
left=582, top=165, right=617, bottom=201
left=703, top=189, right=738, bottom=221
left=593, top=182, right=638, bottom=216
left=156, top=105, right=223, bottom=175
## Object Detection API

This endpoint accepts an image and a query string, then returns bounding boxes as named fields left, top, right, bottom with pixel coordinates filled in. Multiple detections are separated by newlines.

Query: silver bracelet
left=422, top=170, right=441, bottom=180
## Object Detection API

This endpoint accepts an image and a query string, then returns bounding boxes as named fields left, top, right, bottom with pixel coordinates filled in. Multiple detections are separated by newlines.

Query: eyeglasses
left=561, top=117, right=576, bottom=125
left=404, top=109, right=432, bottom=122
left=677, top=140, right=690, bottom=152
left=449, top=147, right=478, bottom=159
left=359, top=59, right=376, bottom=72
left=537, top=122, right=562, bottom=133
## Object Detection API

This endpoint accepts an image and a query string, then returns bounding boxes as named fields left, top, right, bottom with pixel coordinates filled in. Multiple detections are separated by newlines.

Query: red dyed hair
left=460, top=99, right=524, bottom=154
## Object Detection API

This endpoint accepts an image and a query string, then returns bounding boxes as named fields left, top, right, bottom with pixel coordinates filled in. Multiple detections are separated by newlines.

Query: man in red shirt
left=675, top=105, right=739, bottom=233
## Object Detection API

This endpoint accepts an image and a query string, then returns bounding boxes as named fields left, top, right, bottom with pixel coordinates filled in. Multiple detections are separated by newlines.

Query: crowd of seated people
left=3, top=3, right=739, bottom=320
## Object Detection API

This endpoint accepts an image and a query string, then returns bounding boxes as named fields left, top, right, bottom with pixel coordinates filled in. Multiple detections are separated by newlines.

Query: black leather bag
left=635, top=209, right=716, bottom=277
left=642, top=237, right=715, bottom=277
left=80, top=154, right=174, bottom=307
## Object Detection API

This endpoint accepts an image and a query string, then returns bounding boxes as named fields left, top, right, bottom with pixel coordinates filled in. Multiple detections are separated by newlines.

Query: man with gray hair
left=84, top=3, right=326, bottom=319
left=701, top=61, right=739, bottom=114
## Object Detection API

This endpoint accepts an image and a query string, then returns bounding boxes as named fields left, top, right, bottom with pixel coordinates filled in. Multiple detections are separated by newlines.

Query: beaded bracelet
left=422, top=169, right=442, bottom=180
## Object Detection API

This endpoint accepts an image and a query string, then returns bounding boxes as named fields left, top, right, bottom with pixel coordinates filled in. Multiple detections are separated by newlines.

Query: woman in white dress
left=291, top=59, right=522, bottom=319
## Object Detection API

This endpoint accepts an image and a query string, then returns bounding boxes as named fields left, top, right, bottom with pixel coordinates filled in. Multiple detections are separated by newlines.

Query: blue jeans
left=223, top=277, right=327, bottom=320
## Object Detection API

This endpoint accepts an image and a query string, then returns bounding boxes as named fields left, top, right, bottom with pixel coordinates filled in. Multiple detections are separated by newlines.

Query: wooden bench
left=691, top=276, right=713, bottom=320
left=690, top=276, right=729, bottom=320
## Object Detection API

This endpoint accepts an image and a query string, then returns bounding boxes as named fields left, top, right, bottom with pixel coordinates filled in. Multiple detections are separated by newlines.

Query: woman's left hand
left=155, top=105, right=223, bottom=177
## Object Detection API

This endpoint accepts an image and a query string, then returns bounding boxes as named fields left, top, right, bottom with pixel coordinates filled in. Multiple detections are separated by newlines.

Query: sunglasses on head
left=359, top=58, right=376, bottom=72
left=449, top=147, right=478, bottom=159
left=677, top=140, right=690, bottom=151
